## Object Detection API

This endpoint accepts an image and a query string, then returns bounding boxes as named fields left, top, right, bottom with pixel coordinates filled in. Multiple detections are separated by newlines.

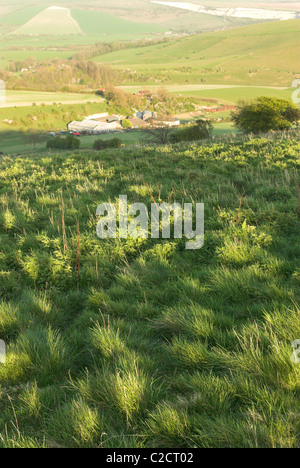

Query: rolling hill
left=11, top=6, right=84, bottom=36
left=2, top=0, right=298, bottom=40
left=93, top=19, right=300, bottom=86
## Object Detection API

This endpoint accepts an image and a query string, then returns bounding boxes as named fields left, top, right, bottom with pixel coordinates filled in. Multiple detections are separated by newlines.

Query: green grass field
left=0, top=100, right=110, bottom=154
left=3, top=91, right=104, bottom=107
left=0, top=126, right=239, bottom=155
left=0, top=134, right=299, bottom=448
left=177, top=87, right=294, bottom=104
left=0, top=130, right=147, bottom=155
left=11, top=7, right=84, bottom=36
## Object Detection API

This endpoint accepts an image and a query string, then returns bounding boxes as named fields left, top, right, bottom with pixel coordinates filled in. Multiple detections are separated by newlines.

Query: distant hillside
left=1, top=0, right=295, bottom=39
left=93, top=19, right=300, bottom=86
left=11, top=6, right=84, bottom=36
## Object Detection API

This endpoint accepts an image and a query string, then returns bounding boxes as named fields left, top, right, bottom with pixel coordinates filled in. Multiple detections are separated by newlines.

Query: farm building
left=67, top=118, right=122, bottom=134
left=136, top=111, right=153, bottom=121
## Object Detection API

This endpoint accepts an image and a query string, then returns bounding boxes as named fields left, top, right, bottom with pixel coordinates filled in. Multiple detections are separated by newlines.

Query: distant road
left=0, top=91, right=104, bottom=109
left=0, top=99, right=103, bottom=109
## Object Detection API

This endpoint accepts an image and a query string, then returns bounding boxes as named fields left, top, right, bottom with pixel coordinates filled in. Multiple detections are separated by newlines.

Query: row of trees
left=73, top=38, right=170, bottom=62
left=1, top=59, right=123, bottom=93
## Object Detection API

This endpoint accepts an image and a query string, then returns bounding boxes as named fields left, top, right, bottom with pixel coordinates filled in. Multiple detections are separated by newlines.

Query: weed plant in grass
left=0, top=134, right=299, bottom=448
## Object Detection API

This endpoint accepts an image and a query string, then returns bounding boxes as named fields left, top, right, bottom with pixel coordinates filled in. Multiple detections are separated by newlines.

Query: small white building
left=68, top=120, right=99, bottom=133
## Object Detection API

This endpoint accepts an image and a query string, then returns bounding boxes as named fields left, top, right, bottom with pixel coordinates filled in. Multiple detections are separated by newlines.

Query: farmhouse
left=136, top=110, right=153, bottom=121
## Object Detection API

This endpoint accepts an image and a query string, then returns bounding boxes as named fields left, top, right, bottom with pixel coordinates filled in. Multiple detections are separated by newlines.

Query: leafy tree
left=47, top=135, right=80, bottom=150
left=107, top=138, right=123, bottom=148
left=232, top=97, right=300, bottom=133
left=143, top=125, right=173, bottom=145
left=71, top=137, right=81, bottom=150
left=122, top=119, right=133, bottom=129
left=93, top=139, right=107, bottom=150
left=105, top=87, right=143, bottom=113
left=24, top=130, right=48, bottom=149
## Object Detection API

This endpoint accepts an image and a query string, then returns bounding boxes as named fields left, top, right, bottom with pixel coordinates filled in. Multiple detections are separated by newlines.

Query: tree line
left=1, top=60, right=124, bottom=93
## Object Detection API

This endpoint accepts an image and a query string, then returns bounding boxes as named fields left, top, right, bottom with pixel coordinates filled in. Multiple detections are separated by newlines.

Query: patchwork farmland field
left=0, top=4, right=166, bottom=44
left=11, top=7, right=84, bottom=36
left=0, top=136, right=299, bottom=448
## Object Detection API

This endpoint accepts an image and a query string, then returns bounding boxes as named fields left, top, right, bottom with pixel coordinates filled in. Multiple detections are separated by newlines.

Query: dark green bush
left=107, top=138, right=123, bottom=148
left=47, top=135, right=80, bottom=150
left=93, top=138, right=123, bottom=151
left=93, top=139, right=107, bottom=151
left=232, top=97, right=300, bottom=133
left=171, top=119, right=213, bottom=143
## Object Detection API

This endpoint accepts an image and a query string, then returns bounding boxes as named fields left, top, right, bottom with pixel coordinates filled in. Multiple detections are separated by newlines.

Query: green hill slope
left=0, top=136, right=299, bottom=448
left=94, top=19, right=300, bottom=86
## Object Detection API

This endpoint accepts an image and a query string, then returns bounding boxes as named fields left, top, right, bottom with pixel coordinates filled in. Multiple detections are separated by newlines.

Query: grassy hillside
left=0, top=0, right=271, bottom=37
left=0, top=135, right=299, bottom=448
left=8, top=7, right=165, bottom=38
left=94, top=20, right=300, bottom=86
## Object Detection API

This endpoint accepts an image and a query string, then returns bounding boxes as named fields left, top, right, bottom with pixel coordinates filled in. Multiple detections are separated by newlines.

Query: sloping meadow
left=0, top=135, right=299, bottom=448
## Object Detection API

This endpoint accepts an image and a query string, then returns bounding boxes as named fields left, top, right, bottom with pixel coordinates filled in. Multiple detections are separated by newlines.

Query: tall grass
left=0, top=135, right=299, bottom=447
